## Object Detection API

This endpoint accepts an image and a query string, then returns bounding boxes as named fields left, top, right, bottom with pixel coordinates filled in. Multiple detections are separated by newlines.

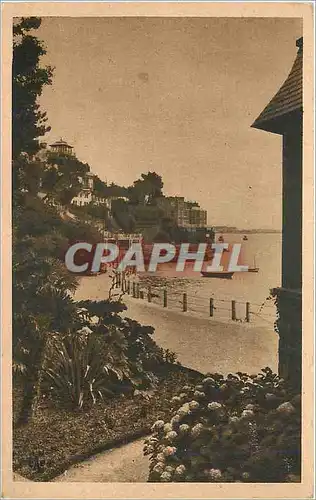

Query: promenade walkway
left=74, top=274, right=278, bottom=375
left=54, top=438, right=148, bottom=483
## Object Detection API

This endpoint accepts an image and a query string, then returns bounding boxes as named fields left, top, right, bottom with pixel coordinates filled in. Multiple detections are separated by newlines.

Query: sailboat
left=248, top=255, right=259, bottom=273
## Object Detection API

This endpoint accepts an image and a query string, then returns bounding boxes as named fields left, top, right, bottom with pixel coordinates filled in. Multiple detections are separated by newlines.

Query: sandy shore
left=74, top=273, right=278, bottom=375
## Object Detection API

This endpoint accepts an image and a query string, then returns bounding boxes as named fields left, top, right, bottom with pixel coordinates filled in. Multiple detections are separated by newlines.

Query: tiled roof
left=252, top=37, right=302, bottom=131
left=50, top=138, right=73, bottom=148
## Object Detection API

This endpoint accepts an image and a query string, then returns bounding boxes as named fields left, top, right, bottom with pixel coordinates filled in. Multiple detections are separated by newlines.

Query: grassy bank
left=13, top=365, right=202, bottom=482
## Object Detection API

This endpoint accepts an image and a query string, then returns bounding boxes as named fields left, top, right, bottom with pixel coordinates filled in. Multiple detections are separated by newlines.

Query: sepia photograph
left=1, top=2, right=314, bottom=498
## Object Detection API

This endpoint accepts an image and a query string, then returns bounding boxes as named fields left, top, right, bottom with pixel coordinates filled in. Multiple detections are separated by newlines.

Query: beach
left=74, top=271, right=278, bottom=375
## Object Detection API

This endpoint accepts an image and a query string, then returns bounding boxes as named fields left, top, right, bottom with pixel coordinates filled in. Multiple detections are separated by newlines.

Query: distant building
left=157, top=196, right=207, bottom=229
left=36, top=138, right=102, bottom=208
left=48, top=138, right=96, bottom=206
left=213, top=226, right=239, bottom=233
left=189, top=206, right=207, bottom=228
left=92, top=195, right=108, bottom=206
left=168, top=197, right=190, bottom=227
left=71, top=172, right=95, bottom=206
left=49, top=138, right=74, bottom=156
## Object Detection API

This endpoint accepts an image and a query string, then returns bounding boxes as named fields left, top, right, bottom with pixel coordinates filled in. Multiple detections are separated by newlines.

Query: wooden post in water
left=127, top=280, right=131, bottom=295
left=209, top=298, right=214, bottom=317
left=132, top=282, right=136, bottom=298
left=163, top=289, right=167, bottom=308
left=183, top=293, right=187, bottom=312
left=139, top=290, right=144, bottom=300
left=231, top=300, right=236, bottom=321
left=246, top=302, right=250, bottom=323
left=136, top=283, right=140, bottom=299
left=148, top=286, right=152, bottom=303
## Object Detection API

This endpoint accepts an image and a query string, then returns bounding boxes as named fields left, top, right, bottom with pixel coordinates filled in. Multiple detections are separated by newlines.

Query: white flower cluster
left=179, top=423, right=190, bottom=434
left=204, top=468, right=222, bottom=480
left=166, top=431, right=178, bottom=442
left=151, top=419, right=165, bottom=432
left=276, top=402, right=295, bottom=414
left=241, top=409, right=255, bottom=419
left=207, top=401, right=222, bottom=411
left=189, top=400, right=200, bottom=411
left=177, top=403, right=191, bottom=417
left=191, top=423, right=204, bottom=438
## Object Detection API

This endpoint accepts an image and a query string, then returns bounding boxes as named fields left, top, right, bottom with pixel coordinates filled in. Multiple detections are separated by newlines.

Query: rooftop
left=252, top=37, right=302, bottom=134
left=50, top=138, right=73, bottom=148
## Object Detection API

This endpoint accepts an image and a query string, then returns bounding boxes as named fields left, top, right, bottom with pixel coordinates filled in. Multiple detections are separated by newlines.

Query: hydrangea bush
left=144, top=368, right=301, bottom=482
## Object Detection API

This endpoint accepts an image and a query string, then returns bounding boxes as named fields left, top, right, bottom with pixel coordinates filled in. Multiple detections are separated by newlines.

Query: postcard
left=1, top=2, right=314, bottom=498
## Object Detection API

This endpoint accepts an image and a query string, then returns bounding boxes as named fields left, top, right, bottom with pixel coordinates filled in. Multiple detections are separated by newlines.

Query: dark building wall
left=275, top=118, right=302, bottom=390
left=282, top=123, right=303, bottom=290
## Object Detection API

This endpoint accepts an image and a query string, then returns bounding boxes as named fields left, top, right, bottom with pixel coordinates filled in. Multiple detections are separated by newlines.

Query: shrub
left=144, top=368, right=301, bottom=483
left=43, top=300, right=177, bottom=409
left=43, top=331, right=123, bottom=409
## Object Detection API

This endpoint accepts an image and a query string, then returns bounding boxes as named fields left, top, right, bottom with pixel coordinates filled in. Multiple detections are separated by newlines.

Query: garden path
left=53, top=438, right=149, bottom=482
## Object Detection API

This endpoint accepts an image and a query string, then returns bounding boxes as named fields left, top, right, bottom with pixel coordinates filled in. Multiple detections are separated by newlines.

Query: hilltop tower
left=49, top=138, right=74, bottom=156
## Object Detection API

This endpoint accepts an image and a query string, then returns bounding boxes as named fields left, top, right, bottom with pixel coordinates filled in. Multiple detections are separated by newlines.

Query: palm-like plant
left=42, top=298, right=175, bottom=410
left=44, top=332, right=116, bottom=409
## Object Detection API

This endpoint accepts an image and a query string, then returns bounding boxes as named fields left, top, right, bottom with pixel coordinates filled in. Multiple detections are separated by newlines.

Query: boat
left=217, top=235, right=229, bottom=251
left=243, top=235, right=248, bottom=241
left=201, top=271, right=234, bottom=279
left=248, top=255, right=259, bottom=273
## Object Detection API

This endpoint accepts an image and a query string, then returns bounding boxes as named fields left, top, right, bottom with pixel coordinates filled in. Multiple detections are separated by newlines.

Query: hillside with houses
left=34, top=138, right=212, bottom=244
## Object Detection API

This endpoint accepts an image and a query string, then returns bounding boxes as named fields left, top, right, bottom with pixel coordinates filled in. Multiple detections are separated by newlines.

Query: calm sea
left=137, top=232, right=281, bottom=325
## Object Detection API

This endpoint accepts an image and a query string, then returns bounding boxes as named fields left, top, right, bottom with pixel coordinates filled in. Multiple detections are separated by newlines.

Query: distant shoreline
left=213, top=229, right=282, bottom=234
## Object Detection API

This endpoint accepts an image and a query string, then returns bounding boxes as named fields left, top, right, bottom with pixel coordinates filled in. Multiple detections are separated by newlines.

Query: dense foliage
left=12, top=18, right=171, bottom=425
left=271, top=287, right=302, bottom=391
left=144, top=368, right=301, bottom=483
left=12, top=17, right=53, bottom=161
left=43, top=299, right=176, bottom=410
left=12, top=17, right=72, bottom=424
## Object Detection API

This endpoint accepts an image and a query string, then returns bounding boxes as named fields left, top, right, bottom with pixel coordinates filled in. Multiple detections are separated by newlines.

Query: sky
left=37, top=17, right=302, bottom=229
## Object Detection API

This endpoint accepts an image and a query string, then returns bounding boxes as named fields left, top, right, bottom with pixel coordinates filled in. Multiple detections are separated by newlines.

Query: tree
left=93, top=175, right=108, bottom=198
left=12, top=17, right=53, bottom=162
left=128, top=172, right=164, bottom=205
left=12, top=18, right=82, bottom=424
left=111, top=198, right=136, bottom=233
left=141, top=172, right=164, bottom=202
left=106, top=182, right=128, bottom=198
left=41, top=152, right=90, bottom=205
